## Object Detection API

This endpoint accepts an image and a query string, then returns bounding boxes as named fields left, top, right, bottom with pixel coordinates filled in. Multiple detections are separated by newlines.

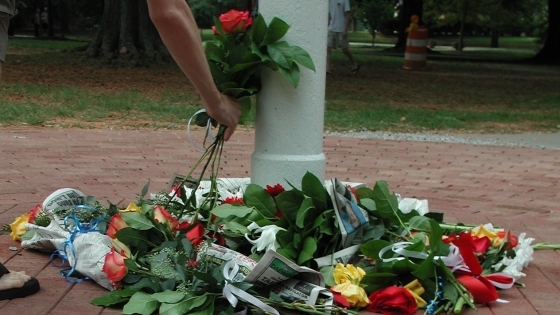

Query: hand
left=205, top=94, right=241, bottom=142
left=343, top=30, right=348, bottom=38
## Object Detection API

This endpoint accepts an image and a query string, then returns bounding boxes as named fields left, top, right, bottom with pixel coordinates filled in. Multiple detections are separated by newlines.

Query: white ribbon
left=379, top=241, right=464, bottom=268
left=222, top=260, right=280, bottom=315
left=187, top=109, right=217, bottom=152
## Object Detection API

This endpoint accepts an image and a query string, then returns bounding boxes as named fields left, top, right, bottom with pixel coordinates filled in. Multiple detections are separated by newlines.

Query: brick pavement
left=0, top=127, right=559, bottom=315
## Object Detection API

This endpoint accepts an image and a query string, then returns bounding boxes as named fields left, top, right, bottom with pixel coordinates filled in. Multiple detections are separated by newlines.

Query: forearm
left=147, top=0, right=221, bottom=109
left=344, top=12, right=351, bottom=33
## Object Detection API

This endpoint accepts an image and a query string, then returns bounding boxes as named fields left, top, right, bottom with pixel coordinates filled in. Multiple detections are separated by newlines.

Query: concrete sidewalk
left=1, top=127, right=559, bottom=315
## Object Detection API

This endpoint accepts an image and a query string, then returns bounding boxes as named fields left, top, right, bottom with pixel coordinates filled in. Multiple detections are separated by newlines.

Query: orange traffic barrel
left=403, top=28, right=428, bottom=70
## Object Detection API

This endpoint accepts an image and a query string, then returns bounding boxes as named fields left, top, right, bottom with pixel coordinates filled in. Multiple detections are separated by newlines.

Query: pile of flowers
left=4, top=169, right=552, bottom=315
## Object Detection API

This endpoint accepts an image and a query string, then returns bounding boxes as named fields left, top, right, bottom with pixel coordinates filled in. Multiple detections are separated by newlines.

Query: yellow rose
left=333, top=263, right=366, bottom=285
left=9, top=213, right=30, bottom=241
left=471, top=224, right=499, bottom=239
left=120, top=202, right=141, bottom=213
left=404, top=279, right=427, bottom=308
left=331, top=282, right=370, bottom=307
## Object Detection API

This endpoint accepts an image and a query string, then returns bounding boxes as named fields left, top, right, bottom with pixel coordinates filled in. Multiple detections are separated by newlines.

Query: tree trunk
left=47, top=0, right=54, bottom=37
left=532, top=0, right=560, bottom=63
left=394, top=0, right=424, bottom=51
left=85, top=0, right=169, bottom=65
left=59, top=0, right=69, bottom=38
left=490, top=29, right=499, bottom=48
left=457, top=0, right=468, bottom=51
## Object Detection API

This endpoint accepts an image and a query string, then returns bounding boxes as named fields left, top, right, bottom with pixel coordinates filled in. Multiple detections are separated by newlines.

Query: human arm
left=147, top=0, right=241, bottom=141
left=343, top=1, right=352, bottom=37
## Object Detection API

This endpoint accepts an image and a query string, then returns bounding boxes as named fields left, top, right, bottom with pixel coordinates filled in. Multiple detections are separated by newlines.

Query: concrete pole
left=250, top=0, right=328, bottom=188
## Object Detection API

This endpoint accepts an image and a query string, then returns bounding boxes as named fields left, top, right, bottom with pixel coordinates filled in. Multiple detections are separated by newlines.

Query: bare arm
left=147, top=0, right=240, bottom=141
left=344, top=11, right=351, bottom=36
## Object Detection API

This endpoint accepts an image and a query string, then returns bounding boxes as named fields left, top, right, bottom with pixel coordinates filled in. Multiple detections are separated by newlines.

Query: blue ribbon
left=49, top=205, right=107, bottom=283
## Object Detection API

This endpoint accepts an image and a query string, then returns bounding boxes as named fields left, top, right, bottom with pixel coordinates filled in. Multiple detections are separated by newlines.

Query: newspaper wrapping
left=22, top=218, right=113, bottom=290
left=327, top=178, right=370, bottom=249
left=202, top=245, right=332, bottom=309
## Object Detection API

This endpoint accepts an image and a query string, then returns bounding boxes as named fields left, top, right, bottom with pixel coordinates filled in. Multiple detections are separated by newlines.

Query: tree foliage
left=354, top=0, right=397, bottom=38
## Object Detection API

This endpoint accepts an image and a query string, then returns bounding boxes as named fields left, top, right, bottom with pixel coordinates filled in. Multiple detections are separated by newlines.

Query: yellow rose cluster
left=331, top=263, right=369, bottom=307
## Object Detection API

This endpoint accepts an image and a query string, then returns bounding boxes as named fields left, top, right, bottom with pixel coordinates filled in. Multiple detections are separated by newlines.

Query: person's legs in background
left=338, top=32, right=359, bottom=74
left=326, top=31, right=336, bottom=74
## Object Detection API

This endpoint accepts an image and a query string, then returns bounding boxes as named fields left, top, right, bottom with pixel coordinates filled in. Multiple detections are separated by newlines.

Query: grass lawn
left=1, top=36, right=559, bottom=134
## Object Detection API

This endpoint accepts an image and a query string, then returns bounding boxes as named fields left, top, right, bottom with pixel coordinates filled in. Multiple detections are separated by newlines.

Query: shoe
left=0, top=264, right=40, bottom=301
left=351, top=64, right=361, bottom=75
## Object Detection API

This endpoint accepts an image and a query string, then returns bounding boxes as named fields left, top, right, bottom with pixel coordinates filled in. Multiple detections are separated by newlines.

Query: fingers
left=223, top=125, right=235, bottom=142
left=205, top=94, right=241, bottom=142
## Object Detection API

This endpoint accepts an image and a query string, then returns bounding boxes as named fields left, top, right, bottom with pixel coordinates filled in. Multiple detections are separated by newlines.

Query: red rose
left=106, top=214, right=129, bottom=239
left=218, top=9, right=252, bottom=34
left=498, top=231, right=519, bottom=250
left=153, top=205, right=179, bottom=230
left=28, top=204, right=43, bottom=224
left=185, top=223, right=206, bottom=247
left=102, top=248, right=128, bottom=282
left=366, top=286, right=417, bottom=315
left=265, top=184, right=285, bottom=197
left=169, top=184, right=181, bottom=198
left=222, top=196, right=244, bottom=205
left=331, top=290, right=351, bottom=308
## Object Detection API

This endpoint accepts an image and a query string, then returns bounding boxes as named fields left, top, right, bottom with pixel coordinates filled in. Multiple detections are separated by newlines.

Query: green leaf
left=301, top=171, right=328, bottom=212
left=116, top=227, right=146, bottom=247
left=320, top=265, right=336, bottom=287
left=361, top=272, right=397, bottom=286
left=159, top=295, right=208, bottom=315
left=141, top=181, right=150, bottom=198
left=244, top=184, right=277, bottom=218
left=372, top=181, right=399, bottom=222
left=360, top=239, right=392, bottom=260
left=211, top=204, right=253, bottom=218
left=152, top=290, right=185, bottom=304
left=275, top=190, right=304, bottom=221
left=359, top=198, right=376, bottom=212
left=261, top=17, right=290, bottom=46
left=123, top=258, right=139, bottom=272
left=122, top=212, right=155, bottom=230
left=411, top=251, right=435, bottom=280
left=361, top=224, right=385, bottom=241
left=224, top=220, right=250, bottom=234
left=392, top=258, right=419, bottom=275
left=292, top=45, right=316, bottom=71
left=295, top=197, right=315, bottom=229
left=123, top=292, right=159, bottom=315
left=238, top=96, right=252, bottom=125
left=188, top=295, right=214, bottom=315
left=251, top=14, right=267, bottom=45
left=408, top=216, right=432, bottom=232
left=297, top=236, right=318, bottom=265
left=91, top=292, right=130, bottom=307
left=278, top=62, right=300, bottom=88
left=429, top=219, right=443, bottom=253
left=267, top=41, right=293, bottom=69
left=193, top=270, right=218, bottom=286
left=213, top=17, right=223, bottom=35
left=276, top=247, right=296, bottom=262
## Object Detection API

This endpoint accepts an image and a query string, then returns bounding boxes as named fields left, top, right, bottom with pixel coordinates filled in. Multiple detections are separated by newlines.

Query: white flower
left=245, top=223, right=285, bottom=253
left=398, top=198, right=429, bottom=216
left=514, top=232, right=535, bottom=268
left=492, top=232, right=535, bottom=280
